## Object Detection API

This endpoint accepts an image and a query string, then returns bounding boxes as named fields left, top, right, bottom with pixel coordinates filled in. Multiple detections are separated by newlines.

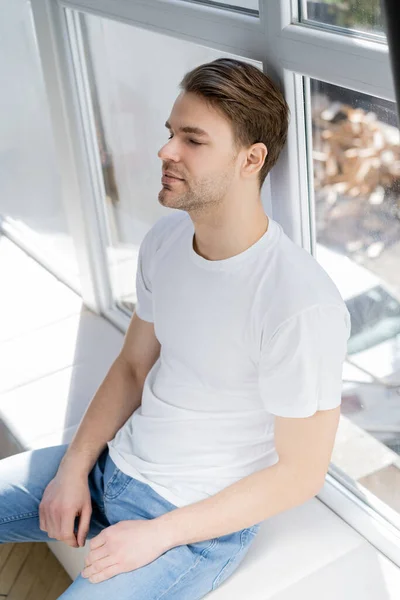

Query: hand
left=39, top=470, right=92, bottom=548
left=81, top=520, right=172, bottom=584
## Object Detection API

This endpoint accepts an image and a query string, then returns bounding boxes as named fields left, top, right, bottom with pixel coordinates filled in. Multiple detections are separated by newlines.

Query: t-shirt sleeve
left=258, top=304, right=351, bottom=418
left=134, top=230, right=155, bottom=323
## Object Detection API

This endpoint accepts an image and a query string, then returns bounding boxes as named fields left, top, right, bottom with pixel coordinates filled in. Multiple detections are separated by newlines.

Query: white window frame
left=29, top=0, right=400, bottom=564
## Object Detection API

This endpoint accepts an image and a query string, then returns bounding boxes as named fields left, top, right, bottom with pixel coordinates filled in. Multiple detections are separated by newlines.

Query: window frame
left=28, top=0, right=400, bottom=564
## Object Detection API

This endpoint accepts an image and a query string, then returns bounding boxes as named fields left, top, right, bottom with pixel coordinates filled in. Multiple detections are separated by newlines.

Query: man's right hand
left=39, top=469, right=92, bottom=548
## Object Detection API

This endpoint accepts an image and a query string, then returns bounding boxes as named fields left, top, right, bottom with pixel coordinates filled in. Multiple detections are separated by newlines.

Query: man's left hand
left=81, top=519, right=172, bottom=584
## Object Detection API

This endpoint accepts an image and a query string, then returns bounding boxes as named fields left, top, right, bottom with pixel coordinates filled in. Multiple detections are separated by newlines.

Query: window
left=0, top=0, right=80, bottom=289
left=346, top=285, right=400, bottom=354
left=80, top=11, right=262, bottom=313
left=308, top=78, right=400, bottom=520
left=179, top=0, right=259, bottom=14
left=24, top=0, right=400, bottom=560
left=300, top=0, right=386, bottom=38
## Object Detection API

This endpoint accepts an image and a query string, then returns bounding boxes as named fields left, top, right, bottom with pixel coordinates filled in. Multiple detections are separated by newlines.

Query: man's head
left=158, top=58, right=289, bottom=213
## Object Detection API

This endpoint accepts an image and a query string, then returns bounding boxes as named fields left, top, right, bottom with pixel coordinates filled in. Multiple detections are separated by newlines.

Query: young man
left=0, top=59, right=351, bottom=598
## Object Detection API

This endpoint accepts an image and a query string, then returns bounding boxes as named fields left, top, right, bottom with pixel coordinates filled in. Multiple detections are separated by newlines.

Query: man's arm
left=59, top=312, right=160, bottom=477
left=155, top=406, right=340, bottom=547
left=81, top=406, right=341, bottom=582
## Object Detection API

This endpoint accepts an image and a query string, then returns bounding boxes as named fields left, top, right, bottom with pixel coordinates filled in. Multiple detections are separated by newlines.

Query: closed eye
left=167, top=134, right=202, bottom=145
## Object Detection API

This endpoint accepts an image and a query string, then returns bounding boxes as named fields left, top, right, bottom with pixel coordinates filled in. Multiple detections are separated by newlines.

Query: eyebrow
left=165, top=121, right=210, bottom=138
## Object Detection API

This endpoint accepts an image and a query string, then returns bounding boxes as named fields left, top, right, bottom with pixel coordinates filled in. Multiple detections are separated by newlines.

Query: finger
left=38, top=504, right=47, bottom=533
left=84, top=546, right=109, bottom=568
left=88, top=564, right=122, bottom=584
left=59, top=513, right=79, bottom=547
left=77, top=504, right=92, bottom=547
left=45, top=509, right=60, bottom=540
left=82, top=555, right=116, bottom=579
left=89, top=532, right=106, bottom=550
left=64, top=533, right=79, bottom=548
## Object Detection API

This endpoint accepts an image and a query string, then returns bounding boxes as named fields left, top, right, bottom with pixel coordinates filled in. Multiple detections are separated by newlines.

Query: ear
left=242, top=143, right=268, bottom=179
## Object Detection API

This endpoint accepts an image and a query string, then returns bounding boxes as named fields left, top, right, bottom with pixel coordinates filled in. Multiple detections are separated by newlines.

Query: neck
left=190, top=200, right=269, bottom=261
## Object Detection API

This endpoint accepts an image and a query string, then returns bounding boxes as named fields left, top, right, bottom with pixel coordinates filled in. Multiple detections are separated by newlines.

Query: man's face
left=157, top=92, right=241, bottom=213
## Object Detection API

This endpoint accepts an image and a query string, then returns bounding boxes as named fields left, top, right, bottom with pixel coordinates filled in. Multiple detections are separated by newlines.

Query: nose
left=158, top=138, right=180, bottom=162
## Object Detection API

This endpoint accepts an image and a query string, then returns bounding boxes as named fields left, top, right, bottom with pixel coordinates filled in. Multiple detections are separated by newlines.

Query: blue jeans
left=0, top=444, right=260, bottom=599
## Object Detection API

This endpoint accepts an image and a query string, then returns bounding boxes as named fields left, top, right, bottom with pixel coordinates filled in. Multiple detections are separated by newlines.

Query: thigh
left=58, top=528, right=259, bottom=600
left=0, top=445, right=108, bottom=544
left=57, top=536, right=223, bottom=600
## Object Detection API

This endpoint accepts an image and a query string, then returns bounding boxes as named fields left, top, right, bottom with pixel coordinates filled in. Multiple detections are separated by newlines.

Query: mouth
left=162, top=173, right=184, bottom=184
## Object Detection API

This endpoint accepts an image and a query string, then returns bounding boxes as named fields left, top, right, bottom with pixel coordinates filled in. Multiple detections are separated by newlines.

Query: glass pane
left=0, top=0, right=80, bottom=289
left=80, top=13, right=262, bottom=313
left=301, top=0, right=386, bottom=37
left=309, top=78, right=400, bottom=519
left=179, top=0, right=258, bottom=14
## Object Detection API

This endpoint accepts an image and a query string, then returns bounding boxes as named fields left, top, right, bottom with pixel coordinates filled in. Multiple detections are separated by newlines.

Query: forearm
left=156, top=462, right=322, bottom=548
left=59, top=356, right=143, bottom=476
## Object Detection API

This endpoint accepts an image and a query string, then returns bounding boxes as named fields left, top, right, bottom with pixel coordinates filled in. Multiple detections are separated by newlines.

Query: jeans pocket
left=103, top=465, right=119, bottom=496
left=104, top=467, right=132, bottom=501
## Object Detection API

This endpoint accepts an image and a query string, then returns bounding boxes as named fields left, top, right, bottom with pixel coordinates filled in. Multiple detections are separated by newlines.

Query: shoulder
left=277, top=228, right=343, bottom=299
left=276, top=225, right=346, bottom=305
left=258, top=222, right=351, bottom=341
left=266, top=303, right=351, bottom=348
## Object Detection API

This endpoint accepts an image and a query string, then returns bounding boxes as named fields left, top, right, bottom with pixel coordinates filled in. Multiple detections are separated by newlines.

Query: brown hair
left=179, top=58, right=290, bottom=189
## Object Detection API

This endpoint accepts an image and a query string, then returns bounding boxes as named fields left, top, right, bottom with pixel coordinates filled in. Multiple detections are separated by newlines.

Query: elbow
left=310, top=475, right=327, bottom=497
left=279, top=462, right=326, bottom=500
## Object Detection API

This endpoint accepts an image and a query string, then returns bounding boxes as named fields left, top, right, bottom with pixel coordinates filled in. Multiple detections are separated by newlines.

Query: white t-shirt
left=108, top=210, right=351, bottom=507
